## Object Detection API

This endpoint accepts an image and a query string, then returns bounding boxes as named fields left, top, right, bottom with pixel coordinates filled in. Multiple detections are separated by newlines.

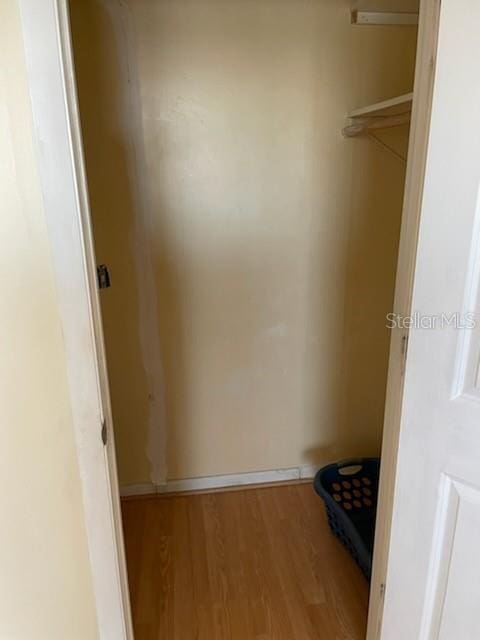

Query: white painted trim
left=121, top=483, right=157, bottom=497
left=18, top=1, right=132, bottom=638
left=368, top=2, right=441, bottom=639
left=299, top=463, right=323, bottom=479
left=120, top=464, right=321, bottom=497
left=349, top=92, right=413, bottom=119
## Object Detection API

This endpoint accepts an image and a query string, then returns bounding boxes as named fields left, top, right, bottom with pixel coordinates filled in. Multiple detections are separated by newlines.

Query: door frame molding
left=18, top=0, right=440, bottom=638
left=367, top=1, right=441, bottom=638
left=18, top=1, right=133, bottom=638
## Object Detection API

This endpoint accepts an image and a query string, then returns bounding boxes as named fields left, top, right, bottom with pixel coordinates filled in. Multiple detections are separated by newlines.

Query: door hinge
left=380, top=582, right=386, bottom=599
left=401, top=331, right=409, bottom=374
left=101, top=419, right=107, bottom=446
left=97, top=264, right=111, bottom=289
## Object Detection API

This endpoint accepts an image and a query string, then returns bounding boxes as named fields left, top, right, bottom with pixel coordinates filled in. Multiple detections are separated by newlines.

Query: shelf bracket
left=342, top=92, right=412, bottom=160
left=367, top=133, right=407, bottom=163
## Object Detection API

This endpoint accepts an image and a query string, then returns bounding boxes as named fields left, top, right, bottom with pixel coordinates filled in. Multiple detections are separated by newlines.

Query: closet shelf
left=342, top=92, right=413, bottom=138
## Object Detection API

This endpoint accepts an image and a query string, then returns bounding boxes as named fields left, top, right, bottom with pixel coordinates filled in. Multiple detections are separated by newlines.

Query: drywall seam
left=104, top=0, right=167, bottom=484
left=119, top=464, right=323, bottom=497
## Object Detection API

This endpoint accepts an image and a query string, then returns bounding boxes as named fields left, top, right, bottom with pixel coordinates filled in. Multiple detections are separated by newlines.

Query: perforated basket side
left=313, top=458, right=380, bottom=581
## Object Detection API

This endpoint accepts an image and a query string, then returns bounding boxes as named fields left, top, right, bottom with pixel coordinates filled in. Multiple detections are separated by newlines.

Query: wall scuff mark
left=112, top=0, right=167, bottom=484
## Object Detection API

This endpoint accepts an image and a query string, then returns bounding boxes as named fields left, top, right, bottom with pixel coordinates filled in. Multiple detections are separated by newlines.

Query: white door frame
left=18, top=1, right=133, bottom=638
left=367, top=1, right=441, bottom=638
left=18, top=1, right=440, bottom=638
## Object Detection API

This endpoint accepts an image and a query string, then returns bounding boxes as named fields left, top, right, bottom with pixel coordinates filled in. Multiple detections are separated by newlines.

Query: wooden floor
left=122, top=482, right=369, bottom=640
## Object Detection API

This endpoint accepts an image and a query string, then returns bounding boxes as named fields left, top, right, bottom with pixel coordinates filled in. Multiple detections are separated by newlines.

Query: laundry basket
left=313, top=458, right=380, bottom=580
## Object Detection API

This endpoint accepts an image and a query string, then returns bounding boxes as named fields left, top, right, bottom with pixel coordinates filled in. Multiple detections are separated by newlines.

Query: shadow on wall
left=70, top=0, right=416, bottom=484
left=337, top=127, right=408, bottom=461
left=304, top=7, right=416, bottom=465
left=70, top=0, right=172, bottom=485
left=303, top=36, right=414, bottom=466
left=124, top=0, right=359, bottom=480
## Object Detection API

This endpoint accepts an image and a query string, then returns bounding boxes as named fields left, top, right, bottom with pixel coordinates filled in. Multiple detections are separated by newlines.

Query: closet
left=69, top=0, right=419, bottom=637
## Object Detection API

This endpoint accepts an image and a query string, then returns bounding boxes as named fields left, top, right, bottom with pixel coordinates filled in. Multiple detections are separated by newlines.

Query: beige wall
left=0, top=2, right=98, bottom=637
left=71, top=0, right=417, bottom=484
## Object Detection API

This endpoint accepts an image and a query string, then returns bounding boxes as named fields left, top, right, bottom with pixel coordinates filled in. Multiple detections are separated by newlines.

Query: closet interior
left=69, top=0, right=419, bottom=637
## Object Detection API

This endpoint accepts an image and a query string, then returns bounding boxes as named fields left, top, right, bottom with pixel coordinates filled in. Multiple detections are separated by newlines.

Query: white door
left=380, top=1, right=480, bottom=639
left=19, top=1, right=132, bottom=638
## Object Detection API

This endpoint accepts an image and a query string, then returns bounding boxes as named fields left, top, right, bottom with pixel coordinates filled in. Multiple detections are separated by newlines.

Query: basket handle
left=336, top=459, right=363, bottom=476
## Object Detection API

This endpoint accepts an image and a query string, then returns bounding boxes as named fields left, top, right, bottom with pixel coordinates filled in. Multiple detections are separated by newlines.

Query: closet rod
left=351, top=11, right=419, bottom=26
left=342, top=112, right=410, bottom=138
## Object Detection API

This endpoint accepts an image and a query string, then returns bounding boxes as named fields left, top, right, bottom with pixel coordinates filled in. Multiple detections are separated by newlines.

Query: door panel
left=18, top=1, right=133, bottom=637
left=432, top=478, right=480, bottom=640
left=381, top=1, right=480, bottom=639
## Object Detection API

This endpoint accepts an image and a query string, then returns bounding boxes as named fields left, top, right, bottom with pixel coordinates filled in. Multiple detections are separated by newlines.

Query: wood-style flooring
left=122, top=482, right=369, bottom=640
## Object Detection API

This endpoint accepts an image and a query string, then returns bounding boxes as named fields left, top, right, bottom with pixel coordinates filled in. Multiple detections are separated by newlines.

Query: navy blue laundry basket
left=313, top=458, right=380, bottom=580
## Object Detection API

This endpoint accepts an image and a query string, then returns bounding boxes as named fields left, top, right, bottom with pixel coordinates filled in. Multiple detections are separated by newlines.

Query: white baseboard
left=120, top=464, right=321, bottom=498
left=120, top=482, right=156, bottom=497
left=299, top=463, right=322, bottom=479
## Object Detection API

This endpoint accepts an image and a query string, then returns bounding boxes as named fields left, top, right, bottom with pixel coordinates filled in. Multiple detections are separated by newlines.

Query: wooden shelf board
left=348, top=92, right=413, bottom=119
left=352, top=0, right=419, bottom=12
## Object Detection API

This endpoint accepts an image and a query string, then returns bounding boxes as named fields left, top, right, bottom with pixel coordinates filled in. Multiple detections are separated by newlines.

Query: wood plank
left=348, top=93, right=413, bottom=119
left=187, top=494, right=216, bottom=640
left=121, top=482, right=369, bottom=639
